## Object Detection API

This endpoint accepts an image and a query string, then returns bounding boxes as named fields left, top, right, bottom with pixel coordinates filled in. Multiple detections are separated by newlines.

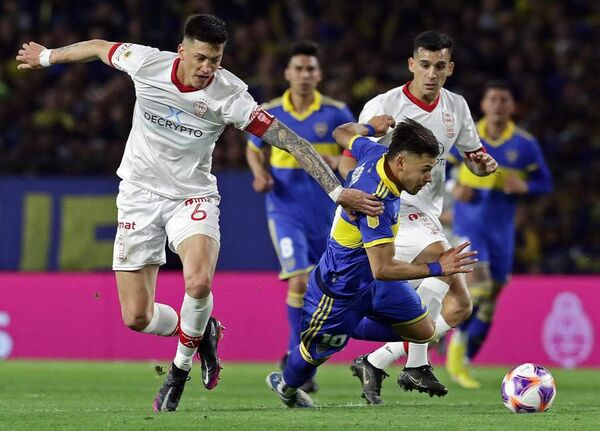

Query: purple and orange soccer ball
left=501, top=363, right=556, bottom=413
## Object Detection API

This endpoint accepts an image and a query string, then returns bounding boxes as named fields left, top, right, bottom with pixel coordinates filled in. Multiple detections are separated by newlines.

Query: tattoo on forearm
left=262, top=119, right=340, bottom=193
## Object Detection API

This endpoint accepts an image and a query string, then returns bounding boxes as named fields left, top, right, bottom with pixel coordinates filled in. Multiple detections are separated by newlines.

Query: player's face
left=285, top=55, right=322, bottom=97
left=408, top=48, right=454, bottom=102
left=178, top=39, right=224, bottom=89
left=481, top=88, right=515, bottom=123
left=396, top=153, right=437, bottom=195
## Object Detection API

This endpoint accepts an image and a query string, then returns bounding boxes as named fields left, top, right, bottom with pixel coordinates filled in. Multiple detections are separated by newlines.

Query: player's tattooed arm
left=262, top=118, right=340, bottom=193
left=261, top=118, right=383, bottom=217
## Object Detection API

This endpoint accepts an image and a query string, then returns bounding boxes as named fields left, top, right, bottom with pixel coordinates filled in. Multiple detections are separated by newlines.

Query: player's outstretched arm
left=260, top=118, right=383, bottom=217
left=16, top=40, right=115, bottom=70
left=366, top=241, right=477, bottom=281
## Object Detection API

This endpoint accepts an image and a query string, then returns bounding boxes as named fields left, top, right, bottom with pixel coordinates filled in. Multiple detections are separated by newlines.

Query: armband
left=361, top=123, right=376, bottom=136
left=427, top=262, right=443, bottom=277
left=246, top=108, right=275, bottom=137
left=38, top=49, right=52, bottom=67
left=328, top=185, right=344, bottom=203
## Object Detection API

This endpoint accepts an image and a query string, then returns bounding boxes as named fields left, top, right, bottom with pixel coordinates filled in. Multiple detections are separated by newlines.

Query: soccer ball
left=501, top=363, right=556, bottom=413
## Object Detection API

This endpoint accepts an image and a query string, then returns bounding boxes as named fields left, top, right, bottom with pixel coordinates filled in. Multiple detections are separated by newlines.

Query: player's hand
left=438, top=241, right=478, bottom=275
left=252, top=172, right=274, bottom=193
left=452, top=184, right=475, bottom=202
left=338, top=188, right=384, bottom=218
left=367, top=115, right=396, bottom=137
left=503, top=173, right=528, bottom=194
left=467, top=151, right=498, bottom=175
left=16, top=41, right=47, bottom=70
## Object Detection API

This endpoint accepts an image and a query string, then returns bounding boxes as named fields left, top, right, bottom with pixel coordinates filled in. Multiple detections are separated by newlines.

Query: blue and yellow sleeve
left=358, top=202, right=396, bottom=248
left=525, top=139, right=553, bottom=194
left=349, top=136, right=386, bottom=163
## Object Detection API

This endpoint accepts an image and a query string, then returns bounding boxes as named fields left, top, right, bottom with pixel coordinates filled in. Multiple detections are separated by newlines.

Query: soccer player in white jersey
left=16, top=14, right=383, bottom=412
left=339, top=31, right=498, bottom=403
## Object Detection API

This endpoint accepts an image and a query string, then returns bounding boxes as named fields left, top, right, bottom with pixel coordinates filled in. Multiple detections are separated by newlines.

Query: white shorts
left=112, top=181, right=221, bottom=271
left=394, top=204, right=449, bottom=263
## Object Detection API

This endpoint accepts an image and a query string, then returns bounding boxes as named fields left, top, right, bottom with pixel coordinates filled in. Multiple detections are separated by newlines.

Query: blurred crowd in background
left=0, top=0, right=598, bottom=273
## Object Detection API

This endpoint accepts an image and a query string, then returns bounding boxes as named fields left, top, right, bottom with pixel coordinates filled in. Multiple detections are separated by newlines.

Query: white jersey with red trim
left=109, top=43, right=258, bottom=199
left=358, top=83, right=481, bottom=218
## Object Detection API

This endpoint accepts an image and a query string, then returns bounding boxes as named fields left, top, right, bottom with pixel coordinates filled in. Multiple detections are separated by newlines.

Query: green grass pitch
left=1, top=361, right=599, bottom=430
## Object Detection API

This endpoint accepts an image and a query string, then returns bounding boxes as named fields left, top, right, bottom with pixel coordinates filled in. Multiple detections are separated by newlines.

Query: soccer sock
left=282, top=345, right=317, bottom=389
left=286, top=291, right=305, bottom=353
left=352, top=317, right=403, bottom=342
left=174, top=292, right=214, bottom=371
left=140, top=303, right=179, bottom=336
left=367, top=342, right=408, bottom=370
left=466, top=317, right=491, bottom=360
left=434, top=315, right=452, bottom=340
left=405, top=278, right=449, bottom=368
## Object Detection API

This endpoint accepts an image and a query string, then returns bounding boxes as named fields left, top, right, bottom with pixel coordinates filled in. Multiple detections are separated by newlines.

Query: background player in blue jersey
left=445, top=82, right=553, bottom=388
left=266, top=116, right=478, bottom=408
left=246, top=42, right=355, bottom=392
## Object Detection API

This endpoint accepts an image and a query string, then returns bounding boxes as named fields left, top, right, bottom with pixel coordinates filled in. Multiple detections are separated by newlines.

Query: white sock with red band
left=141, top=303, right=179, bottom=336
left=174, top=292, right=213, bottom=371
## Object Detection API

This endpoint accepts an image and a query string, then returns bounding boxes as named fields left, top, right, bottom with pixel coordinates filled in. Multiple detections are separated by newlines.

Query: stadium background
left=0, top=0, right=598, bottom=368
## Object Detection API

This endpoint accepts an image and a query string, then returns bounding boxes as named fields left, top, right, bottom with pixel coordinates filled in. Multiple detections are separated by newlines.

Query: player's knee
left=288, top=275, right=308, bottom=294
left=184, top=273, right=212, bottom=298
left=122, top=310, right=152, bottom=331
left=411, top=317, right=436, bottom=343
left=442, top=294, right=473, bottom=326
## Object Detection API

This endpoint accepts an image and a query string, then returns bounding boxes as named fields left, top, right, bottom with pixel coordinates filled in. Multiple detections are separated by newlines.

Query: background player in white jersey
left=16, top=14, right=383, bottom=412
left=339, top=31, right=498, bottom=403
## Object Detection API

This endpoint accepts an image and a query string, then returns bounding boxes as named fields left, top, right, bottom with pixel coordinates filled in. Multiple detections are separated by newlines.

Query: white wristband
left=328, top=185, right=344, bottom=203
left=38, top=49, right=52, bottom=67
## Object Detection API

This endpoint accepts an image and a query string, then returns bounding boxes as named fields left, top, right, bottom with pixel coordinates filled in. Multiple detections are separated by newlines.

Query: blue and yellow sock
left=282, top=345, right=317, bottom=388
left=286, top=291, right=305, bottom=353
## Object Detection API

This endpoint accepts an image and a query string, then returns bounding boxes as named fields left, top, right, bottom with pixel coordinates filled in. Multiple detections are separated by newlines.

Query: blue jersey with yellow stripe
left=449, top=119, right=553, bottom=241
left=247, top=90, right=355, bottom=222
left=315, top=136, right=400, bottom=299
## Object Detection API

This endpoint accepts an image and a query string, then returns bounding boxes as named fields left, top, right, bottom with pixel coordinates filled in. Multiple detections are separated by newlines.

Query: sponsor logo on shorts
left=408, top=213, right=422, bottom=221
left=117, top=221, right=136, bottom=230
left=184, top=197, right=211, bottom=206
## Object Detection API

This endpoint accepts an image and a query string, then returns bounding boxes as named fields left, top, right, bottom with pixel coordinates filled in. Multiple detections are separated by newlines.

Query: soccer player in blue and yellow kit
left=445, top=82, right=553, bottom=388
left=266, top=116, right=478, bottom=408
left=246, top=42, right=354, bottom=392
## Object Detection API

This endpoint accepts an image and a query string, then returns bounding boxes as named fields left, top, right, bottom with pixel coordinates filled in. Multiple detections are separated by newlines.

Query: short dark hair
left=413, top=31, right=453, bottom=54
left=388, top=118, right=440, bottom=159
left=483, top=80, right=514, bottom=96
left=183, top=14, right=228, bottom=44
left=287, top=41, right=320, bottom=62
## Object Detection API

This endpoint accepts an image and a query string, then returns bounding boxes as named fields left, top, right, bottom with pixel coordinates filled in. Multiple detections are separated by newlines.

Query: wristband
left=328, top=185, right=344, bottom=203
left=38, top=49, right=52, bottom=67
left=361, top=123, right=376, bottom=136
left=427, top=262, right=443, bottom=277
